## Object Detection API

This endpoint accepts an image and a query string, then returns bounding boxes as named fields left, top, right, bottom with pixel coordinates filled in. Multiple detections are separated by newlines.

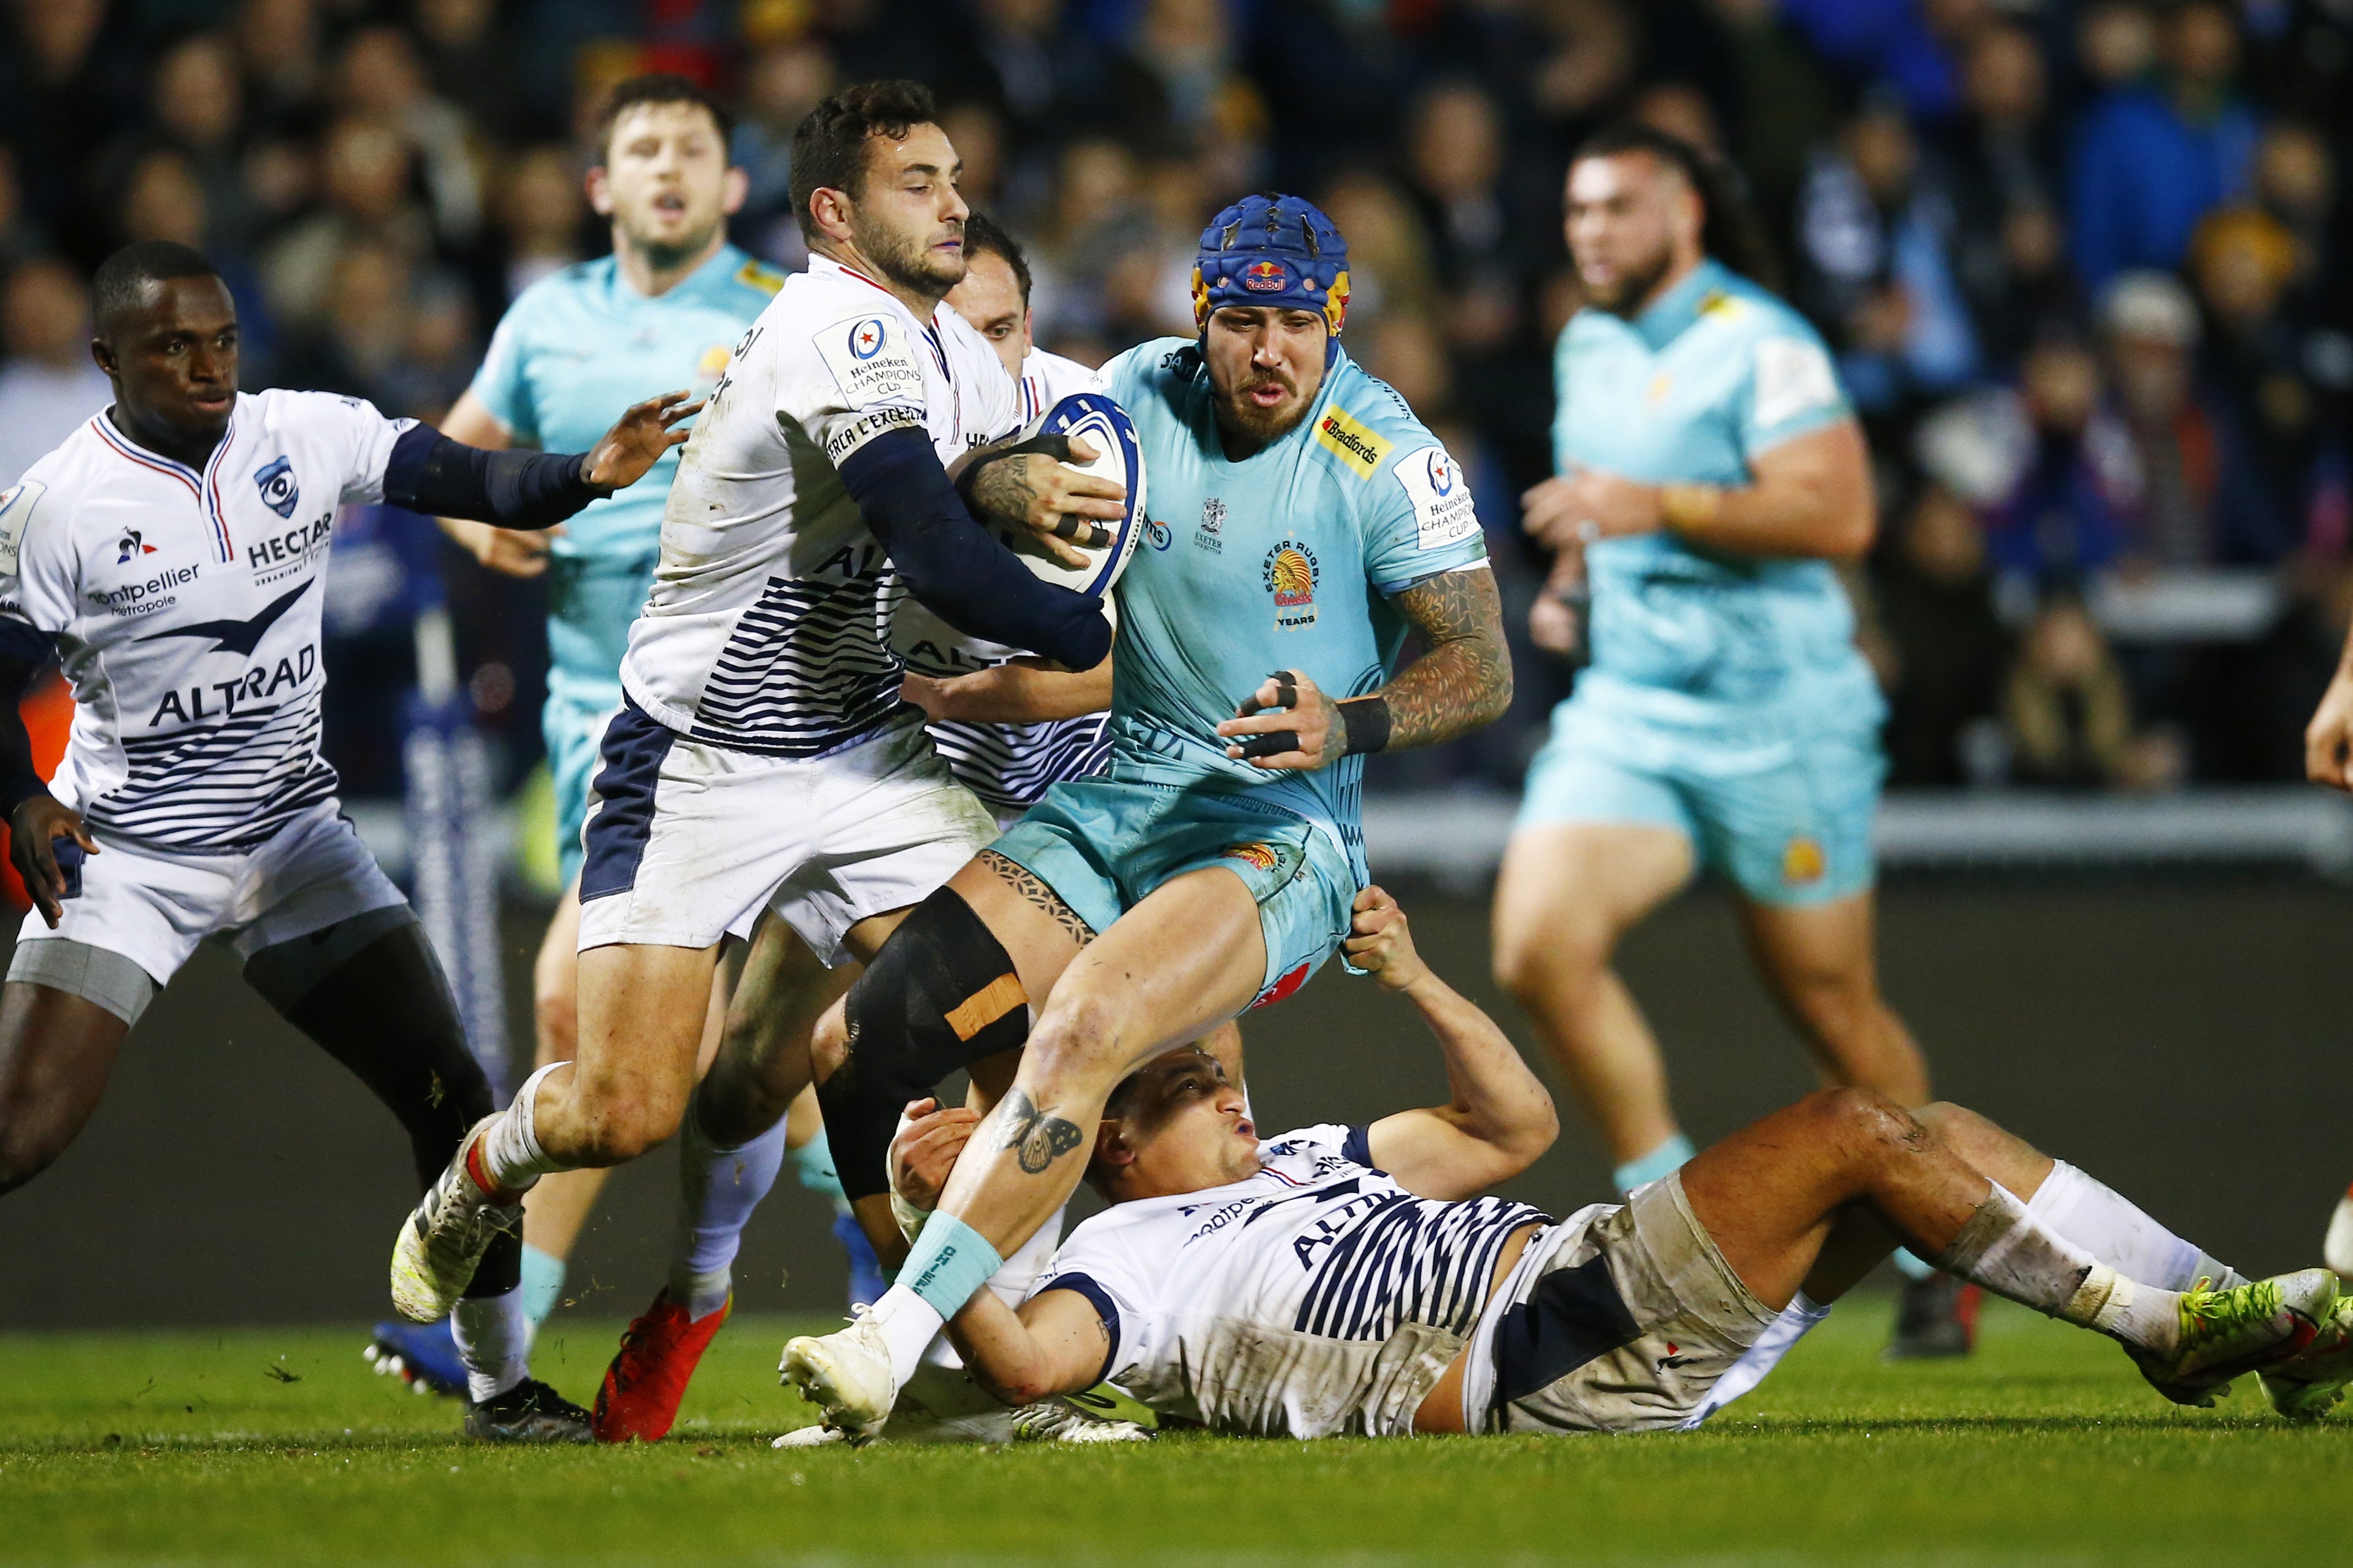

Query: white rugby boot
left=780, top=1310, right=899, bottom=1442
left=390, top=1118, right=523, bottom=1324
left=2324, top=1189, right=2353, bottom=1278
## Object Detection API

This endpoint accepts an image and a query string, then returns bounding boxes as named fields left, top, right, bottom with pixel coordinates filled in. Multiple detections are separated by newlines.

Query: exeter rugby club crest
left=1262, top=539, right=1319, bottom=629
left=1194, top=495, right=1226, bottom=554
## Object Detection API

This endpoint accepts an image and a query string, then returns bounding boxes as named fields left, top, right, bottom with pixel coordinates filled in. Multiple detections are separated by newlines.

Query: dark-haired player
left=1489, top=123, right=1959, bottom=1361
left=385, top=82, right=1120, bottom=1366
left=0, top=240, right=691, bottom=1440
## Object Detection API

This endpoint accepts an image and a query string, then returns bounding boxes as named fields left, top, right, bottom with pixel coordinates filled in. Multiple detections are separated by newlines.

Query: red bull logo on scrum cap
left=1243, top=259, right=1289, bottom=292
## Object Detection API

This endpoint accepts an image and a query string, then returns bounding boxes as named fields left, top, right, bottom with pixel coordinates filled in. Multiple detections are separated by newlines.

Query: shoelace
left=2178, top=1276, right=2281, bottom=1344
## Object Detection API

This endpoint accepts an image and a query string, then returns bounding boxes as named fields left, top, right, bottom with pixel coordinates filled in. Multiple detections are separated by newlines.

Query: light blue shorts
left=545, top=685, right=622, bottom=889
left=1515, top=696, right=1884, bottom=908
left=991, top=778, right=1357, bottom=1007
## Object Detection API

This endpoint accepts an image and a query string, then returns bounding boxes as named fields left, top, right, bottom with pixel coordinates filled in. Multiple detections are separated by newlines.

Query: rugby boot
left=2261, top=1289, right=2353, bottom=1421
left=390, top=1117, right=523, bottom=1323
left=592, top=1289, right=732, bottom=1443
left=364, top=1318, right=467, bottom=1397
left=463, top=1378, right=593, bottom=1443
left=780, top=1310, right=899, bottom=1442
left=1011, top=1386, right=1155, bottom=1443
left=1883, top=1274, right=1981, bottom=1361
left=2128, top=1269, right=2336, bottom=1407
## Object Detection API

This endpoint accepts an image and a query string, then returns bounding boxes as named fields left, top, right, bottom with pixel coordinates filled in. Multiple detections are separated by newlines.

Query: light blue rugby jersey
left=469, top=244, right=784, bottom=699
left=1554, top=258, right=1882, bottom=731
left=1099, top=340, right=1490, bottom=876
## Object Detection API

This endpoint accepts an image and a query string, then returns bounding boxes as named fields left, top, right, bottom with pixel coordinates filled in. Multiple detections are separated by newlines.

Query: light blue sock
left=899, top=1211, right=1004, bottom=1320
left=790, top=1126, right=846, bottom=1201
left=1892, top=1248, right=1938, bottom=1282
left=1612, top=1133, right=1696, bottom=1197
left=520, top=1243, right=566, bottom=1328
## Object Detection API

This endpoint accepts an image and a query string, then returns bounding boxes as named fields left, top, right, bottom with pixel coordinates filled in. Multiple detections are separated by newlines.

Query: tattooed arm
left=1214, top=566, right=1513, bottom=771
left=952, top=436, right=1127, bottom=571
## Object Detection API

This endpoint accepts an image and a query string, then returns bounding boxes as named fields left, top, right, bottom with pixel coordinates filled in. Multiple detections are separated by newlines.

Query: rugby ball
left=1001, top=391, right=1147, bottom=601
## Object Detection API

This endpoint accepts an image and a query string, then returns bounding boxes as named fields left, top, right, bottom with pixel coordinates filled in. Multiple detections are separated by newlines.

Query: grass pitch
left=1, top=1299, right=2343, bottom=1566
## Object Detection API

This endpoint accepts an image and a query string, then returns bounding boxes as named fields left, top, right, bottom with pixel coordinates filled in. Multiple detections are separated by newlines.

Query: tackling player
left=1490, top=124, right=1965, bottom=1360
left=384, top=83, right=1119, bottom=1344
left=778, top=193, right=1514, bottom=1439
left=0, top=240, right=690, bottom=1442
left=907, top=890, right=2351, bottom=1437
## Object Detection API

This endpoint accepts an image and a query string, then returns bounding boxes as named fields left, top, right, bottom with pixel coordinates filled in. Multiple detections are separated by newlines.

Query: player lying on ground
left=778, top=192, right=1513, bottom=1438
left=0, top=239, right=691, bottom=1442
left=878, top=889, right=2353, bottom=1438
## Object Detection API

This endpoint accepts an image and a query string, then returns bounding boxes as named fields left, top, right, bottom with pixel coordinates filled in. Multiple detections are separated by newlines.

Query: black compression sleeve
left=0, top=649, right=53, bottom=819
left=837, top=427, right=1111, bottom=671
left=382, top=425, right=613, bottom=531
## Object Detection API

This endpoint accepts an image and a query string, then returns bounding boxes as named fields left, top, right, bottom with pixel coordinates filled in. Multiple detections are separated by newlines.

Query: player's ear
left=721, top=164, right=749, bottom=217
left=90, top=336, right=116, bottom=379
left=1096, top=1120, right=1134, bottom=1170
left=586, top=164, right=615, bottom=219
left=808, top=186, right=854, bottom=244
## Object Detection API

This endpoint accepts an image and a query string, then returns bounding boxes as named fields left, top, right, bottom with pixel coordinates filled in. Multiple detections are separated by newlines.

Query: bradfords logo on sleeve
left=817, top=313, right=925, bottom=408
left=1394, top=443, right=1479, bottom=550
left=253, top=455, right=299, bottom=519
left=1262, top=539, right=1319, bottom=629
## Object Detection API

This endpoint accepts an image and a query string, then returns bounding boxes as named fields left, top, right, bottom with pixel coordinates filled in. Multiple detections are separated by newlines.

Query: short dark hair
left=597, top=73, right=734, bottom=163
left=961, top=210, right=1031, bottom=303
left=790, top=79, right=939, bottom=243
left=91, top=240, right=220, bottom=337
left=1573, top=121, right=1782, bottom=293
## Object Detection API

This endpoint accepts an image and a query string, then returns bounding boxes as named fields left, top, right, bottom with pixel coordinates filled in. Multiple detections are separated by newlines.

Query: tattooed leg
left=927, top=864, right=1270, bottom=1269
left=975, top=849, right=1096, bottom=950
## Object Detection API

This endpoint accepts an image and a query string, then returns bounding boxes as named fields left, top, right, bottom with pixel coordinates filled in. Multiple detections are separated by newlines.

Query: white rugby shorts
left=12, top=799, right=407, bottom=988
left=576, top=702, right=999, bottom=963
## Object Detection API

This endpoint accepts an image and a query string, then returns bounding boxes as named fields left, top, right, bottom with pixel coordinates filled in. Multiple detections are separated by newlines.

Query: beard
left=1583, top=241, right=1678, bottom=316
left=1212, top=363, right=1315, bottom=446
left=620, top=208, right=724, bottom=274
left=856, top=210, right=965, bottom=298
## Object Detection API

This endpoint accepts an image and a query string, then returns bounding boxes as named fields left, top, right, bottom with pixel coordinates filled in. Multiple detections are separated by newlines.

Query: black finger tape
left=1237, top=731, right=1300, bottom=759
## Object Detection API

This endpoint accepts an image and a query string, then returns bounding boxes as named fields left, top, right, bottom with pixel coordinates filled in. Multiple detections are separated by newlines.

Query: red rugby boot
left=592, top=1289, right=731, bottom=1443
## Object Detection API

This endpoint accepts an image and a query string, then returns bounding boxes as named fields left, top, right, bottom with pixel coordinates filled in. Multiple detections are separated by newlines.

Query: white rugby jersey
left=0, top=391, right=408, bottom=851
left=1029, top=1123, right=1549, bottom=1439
left=620, top=254, right=1018, bottom=757
left=895, top=347, right=1111, bottom=813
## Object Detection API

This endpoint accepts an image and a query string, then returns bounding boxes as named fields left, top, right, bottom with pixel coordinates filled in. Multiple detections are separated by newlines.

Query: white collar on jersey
left=88, top=405, right=240, bottom=564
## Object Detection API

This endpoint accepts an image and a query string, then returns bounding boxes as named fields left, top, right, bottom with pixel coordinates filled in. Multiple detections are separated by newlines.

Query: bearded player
left=383, top=82, right=1120, bottom=1356
left=1491, top=123, right=1965, bottom=1364
left=367, top=74, right=860, bottom=1399
left=0, top=240, right=690, bottom=1441
left=778, top=193, right=1513, bottom=1439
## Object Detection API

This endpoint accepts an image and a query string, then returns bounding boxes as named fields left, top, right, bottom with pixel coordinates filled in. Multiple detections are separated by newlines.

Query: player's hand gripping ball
left=996, top=391, right=1149, bottom=598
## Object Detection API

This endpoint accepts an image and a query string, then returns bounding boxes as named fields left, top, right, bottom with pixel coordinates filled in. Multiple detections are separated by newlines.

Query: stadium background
left=2, top=0, right=2351, bottom=1324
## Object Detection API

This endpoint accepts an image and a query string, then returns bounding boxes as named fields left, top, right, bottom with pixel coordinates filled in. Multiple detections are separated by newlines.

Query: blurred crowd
left=2, top=0, right=2349, bottom=796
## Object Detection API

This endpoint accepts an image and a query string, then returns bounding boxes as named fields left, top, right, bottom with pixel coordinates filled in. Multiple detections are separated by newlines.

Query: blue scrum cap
left=1191, top=193, right=1351, bottom=356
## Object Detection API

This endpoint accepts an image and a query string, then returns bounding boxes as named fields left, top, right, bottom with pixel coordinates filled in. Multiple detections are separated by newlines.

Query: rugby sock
left=1611, top=1133, right=1695, bottom=1197
left=790, top=1124, right=847, bottom=1202
left=451, top=1286, right=530, bottom=1402
left=670, top=1101, right=789, bottom=1321
left=1937, top=1181, right=2179, bottom=1351
left=477, top=1062, right=567, bottom=1196
left=2028, top=1161, right=2244, bottom=1291
left=866, top=1285, right=950, bottom=1388
left=519, top=1245, right=566, bottom=1330
left=986, top=1203, right=1067, bottom=1308
left=1890, top=1248, right=1938, bottom=1282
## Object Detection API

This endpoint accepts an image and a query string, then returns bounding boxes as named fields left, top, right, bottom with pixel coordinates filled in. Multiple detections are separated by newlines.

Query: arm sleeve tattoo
left=1376, top=567, right=1513, bottom=750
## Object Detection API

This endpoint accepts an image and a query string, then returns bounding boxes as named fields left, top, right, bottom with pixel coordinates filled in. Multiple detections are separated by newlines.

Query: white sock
left=985, top=1203, right=1067, bottom=1308
left=478, top=1063, right=567, bottom=1196
left=451, top=1287, right=530, bottom=1402
left=1939, top=1181, right=2179, bottom=1352
left=866, top=1283, right=948, bottom=1387
left=2029, top=1161, right=2244, bottom=1291
left=1679, top=1292, right=1830, bottom=1429
left=668, top=1100, right=788, bottom=1320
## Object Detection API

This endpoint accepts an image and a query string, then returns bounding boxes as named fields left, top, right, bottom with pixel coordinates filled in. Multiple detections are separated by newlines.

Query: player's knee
left=1776, top=955, right=1878, bottom=1040
left=808, top=1001, right=848, bottom=1086
left=1802, top=1085, right=1921, bottom=1156
left=532, top=983, right=578, bottom=1066
left=573, top=1097, right=677, bottom=1166
left=1024, top=990, right=1132, bottom=1088
left=1491, top=921, right=1610, bottom=1007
